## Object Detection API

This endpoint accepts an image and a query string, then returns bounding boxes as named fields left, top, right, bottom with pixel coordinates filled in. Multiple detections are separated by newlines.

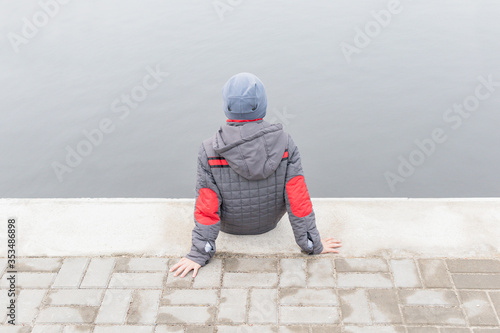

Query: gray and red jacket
left=186, top=119, right=323, bottom=266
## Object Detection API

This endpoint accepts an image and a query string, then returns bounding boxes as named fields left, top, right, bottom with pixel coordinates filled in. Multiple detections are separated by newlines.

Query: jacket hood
left=213, top=120, right=288, bottom=180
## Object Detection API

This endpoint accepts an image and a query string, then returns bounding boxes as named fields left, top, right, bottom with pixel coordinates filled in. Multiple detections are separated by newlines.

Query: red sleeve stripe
left=282, top=150, right=289, bottom=159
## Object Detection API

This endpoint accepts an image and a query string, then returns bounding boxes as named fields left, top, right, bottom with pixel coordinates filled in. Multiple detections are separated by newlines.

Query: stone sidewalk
left=1, top=255, right=500, bottom=333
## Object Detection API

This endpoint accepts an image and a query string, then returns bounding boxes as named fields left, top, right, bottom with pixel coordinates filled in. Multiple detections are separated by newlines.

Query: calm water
left=1, top=0, right=500, bottom=198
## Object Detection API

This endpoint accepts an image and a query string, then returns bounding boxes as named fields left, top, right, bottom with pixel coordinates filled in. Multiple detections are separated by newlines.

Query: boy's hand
left=169, top=257, right=202, bottom=278
left=320, top=237, right=342, bottom=254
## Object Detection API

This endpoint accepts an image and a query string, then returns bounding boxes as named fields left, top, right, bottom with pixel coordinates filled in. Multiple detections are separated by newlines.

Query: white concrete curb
left=1, top=198, right=499, bottom=258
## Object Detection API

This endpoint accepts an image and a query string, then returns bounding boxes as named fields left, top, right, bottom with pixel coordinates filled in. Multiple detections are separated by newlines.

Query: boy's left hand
left=320, top=237, right=342, bottom=254
left=169, top=257, right=201, bottom=278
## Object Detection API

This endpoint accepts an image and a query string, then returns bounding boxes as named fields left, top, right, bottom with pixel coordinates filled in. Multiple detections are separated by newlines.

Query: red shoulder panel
left=194, top=188, right=220, bottom=225
left=286, top=175, right=313, bottom=218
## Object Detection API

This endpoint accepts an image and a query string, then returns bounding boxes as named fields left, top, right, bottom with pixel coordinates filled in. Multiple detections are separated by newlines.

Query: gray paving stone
left=280, top=258, right=307, bottom=288
left=185, top=327, right=215, bottom=333
left=192, top=258, right=222, bottom=288
left=80, top=258, right=115, bottom=288
left=310, top=326, right=342, bottom=333
left=459, top=290, right=499, bottom=326
left=280, top=306, right=340, bottom=324
left=165, top=270, right=193, bottom=287
left=307, top=258, right=335, bottom=287
left=0, top=326, right=31, bottom=333
left=399, top=289, right=459, bottom=306
left=157, top=305, right=216, bottom=324
left=403, top=306, right=466, bottom=325
left=390, top=259, right=422, bottom=288
left=154, top=326, right=184, bottom=333
left=339, top=289, right=371, bottom=324
left=62, top=325, right=94, bottom=333
left=335, top=258, right=389, bottom=272
left=15, top=258, right=62, bottom=272
left=218, top=288, right=247, bottom=323
left=127, top=289, right=162, bottom=324
left=249, top=288, right=278, bottom=323
left=418, top=259, right=453, bottom=288
left=223, top=272, right=278, bottom=288
left=447, top=259, right=500, bottom=273
left=225, top=258, right=277, bottom=272
left=0, top=272, right=56, bottom=288
left=453, top=274, right=500, bottom=289
left=473, top=329, right=500, bottom=333
left=489, top=291, right=500, bottom=316
left=46, top=289, right=103, bottom=306
left=31, top=326, right=64, bottom=333
left=16, top=289, right=47, bottom=323
left=115, top=257, right=168, bottom=271
left=343, top=326, right=405, bottom=333
left=440, top=329, right=471, bottom=333
left=95, top=289, right=133, bottom=324
left=108, top=272, right=164, bottom=288
left=280, top=287, right=338, bottom=306
left=52, top=258, right=89, bottom=288
left=94, top=326, right=154, bottom=333
left=279, top=326, right=309, bottom=333
left=367, top=289, right=402, bottom=324
left=161, top=289, right=218, bottom=305
left=337, top=273, right=393, bottom=288
left=406, top=327, right=439, bottom=333
left=36, top=306, right=98, bottom=323
left=217, top=326, right=278, bottom=333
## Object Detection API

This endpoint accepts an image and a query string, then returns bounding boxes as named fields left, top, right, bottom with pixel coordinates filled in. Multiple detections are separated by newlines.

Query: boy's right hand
left=169, top=257, right=202, bottom=278
left=320, top=237, right=342, bottom=254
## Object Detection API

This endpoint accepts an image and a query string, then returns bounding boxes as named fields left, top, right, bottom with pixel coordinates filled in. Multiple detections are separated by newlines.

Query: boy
left=170, top=73, right=341, bottom=278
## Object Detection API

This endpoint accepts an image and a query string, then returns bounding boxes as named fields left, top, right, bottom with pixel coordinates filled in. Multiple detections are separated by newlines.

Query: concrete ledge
left=1, top=198, right=499, bottom=258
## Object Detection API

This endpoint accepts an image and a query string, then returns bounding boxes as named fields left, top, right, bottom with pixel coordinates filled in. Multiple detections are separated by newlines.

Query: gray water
left=1, top=0, right=500, bottom=199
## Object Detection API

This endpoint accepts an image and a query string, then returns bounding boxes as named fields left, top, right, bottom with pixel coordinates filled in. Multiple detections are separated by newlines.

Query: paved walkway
left=1, top=255, right=500, bottom=332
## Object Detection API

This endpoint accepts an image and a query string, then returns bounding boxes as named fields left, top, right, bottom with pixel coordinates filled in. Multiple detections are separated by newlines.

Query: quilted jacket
left=185, top=119, right=323, bottom=266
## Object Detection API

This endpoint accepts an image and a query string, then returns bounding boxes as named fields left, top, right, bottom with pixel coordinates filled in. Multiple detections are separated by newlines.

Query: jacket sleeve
left=284, top=135, right=324, bottom=255
left=185, top=143, right=222, bottom=266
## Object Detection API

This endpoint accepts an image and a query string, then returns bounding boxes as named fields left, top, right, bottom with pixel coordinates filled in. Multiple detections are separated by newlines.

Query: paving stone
left=249, top=288, right=278, bottom=323
left=280, top=288, right=338, bottom=306
left=307, top=258, right=335, bottom=287
left=93, top=326, right=154, bottom=333
left=157, top=305, right=216, bottom=324
left=0, top=326, right=31, bottom=333
left=16, top=289, right=47, bottom=323
left=335, top=258, right=389, bottom=272
left=280, top=258, right=307, bottom=288
left=36, top=306, right=98, bottom=323
left=399, top=289, right=459, bottom=306
left=161, top=289, right=218, bottom=305
left=225, top=258, right=277, bottom=272
left=489, top=291, right=500, bottom=316
left=453, top=274, right=500, bottom=289
left=459, top=290, right=499, bottom=326
left=337, top=273, right=393, bottom=288
left=185, top=327, right=215, bottom=333
left=192, top=258, right=222, bottom=288
left=447, top=259, right=500, bottom=273
left=310, top=326, right=342, bottom=333
left=218, top=288, right=247, bottom=323
left=418, top=259, right=453, bottom=288
left=52, top=258, right=89, bottom=288
left=406, top=327, right=439, bottom=333
left=115, top=257, right=168, bottom=271
left=344, top=327, right=405, bottom=333
left=390, top=259, right=422, bottom=288
left=127, top=289, right=162, bottom=324
left=473, top=329, right=500, bottom=333
left=165, top=271, right=193, bottom=288
left=279, top=326, right=309, bottom=333
left=0, top=272, right=56, bottom=288
left=154, top=325, right=184, bottom=333
left=0, top=290, right=8, bottom=323
left=62, top=326, right=94, bottom=333
left=339, top=289, right=371, bottom=324
left=108, top=272, right=164, bottom=288
left=217, top=326, right=278, bottom=333
left=80, top=258, right=115, bottom=288
left=280, top=306, right=340, bottom=324
left=15, top=258, right=62, bottom=272
left=367, top=289, right=402, bottom=324
left=402, top=306, right=466, bottom=325
left=223, top=272, right=278, bottom=288
left=31, top=326, right=64, bottom=333
left=440, top=329, right=471, bottom=333
left=46, top=289, right=103, bottom=306
left=95, top=289, right=133, bottom=324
